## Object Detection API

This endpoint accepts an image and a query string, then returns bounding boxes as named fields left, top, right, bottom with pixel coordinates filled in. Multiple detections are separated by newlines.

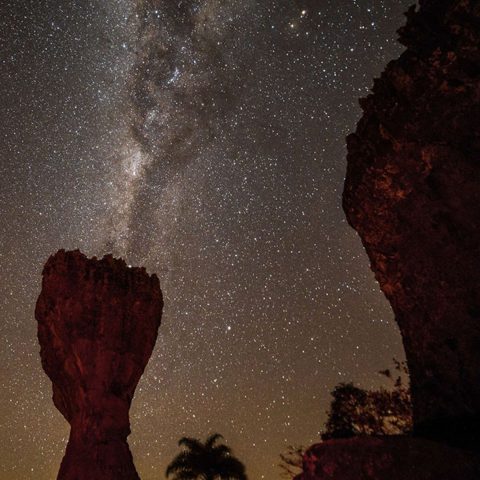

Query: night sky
left=1, top=1, right=412, bottom=479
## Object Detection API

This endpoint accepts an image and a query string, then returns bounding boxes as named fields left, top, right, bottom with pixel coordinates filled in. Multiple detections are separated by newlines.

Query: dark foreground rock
left=297, top=1, right=480, bottom=479
left=36, top=249, right=163, bottom=480
left=343, top=0, right=480, bottom=444
left=296, top=437, right=480, bottom=480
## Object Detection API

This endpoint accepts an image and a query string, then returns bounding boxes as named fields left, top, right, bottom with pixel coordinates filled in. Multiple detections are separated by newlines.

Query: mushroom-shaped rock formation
left=343, top=0, right=480, bottom=447
left=36, top=249, right=163, bottom=480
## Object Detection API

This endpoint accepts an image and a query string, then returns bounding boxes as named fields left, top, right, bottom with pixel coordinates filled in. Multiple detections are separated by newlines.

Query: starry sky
left=1, top=1, right=412, bottom=479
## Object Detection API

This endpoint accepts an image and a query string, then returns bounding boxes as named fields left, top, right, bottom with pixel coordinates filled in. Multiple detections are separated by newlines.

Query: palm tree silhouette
left=166, top=433, right=247, bottom=480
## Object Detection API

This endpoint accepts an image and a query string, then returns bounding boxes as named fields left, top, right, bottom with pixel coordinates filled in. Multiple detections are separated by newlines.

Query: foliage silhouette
left=278, top=445, right=304, bottom=479
left=322, top=360, right=412, bottom=440
left=278, top=362, right=412, bottom=479
left=166, top=433, right=247, bottom=480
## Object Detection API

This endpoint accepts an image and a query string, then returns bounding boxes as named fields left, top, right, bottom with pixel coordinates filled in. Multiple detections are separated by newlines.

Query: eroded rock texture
left=297, top=437, right=480, bottom=480
left=36, top=250, right=163, bottom=480
left=343, top=0, right=480, bottom=446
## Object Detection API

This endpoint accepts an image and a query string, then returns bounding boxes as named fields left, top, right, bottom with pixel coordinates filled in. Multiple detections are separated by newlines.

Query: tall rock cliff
left=36, top=249, right=163, bottom=480
left=343, top=0, right=480, bottom=446
left=295, top=2, right=480, bottom=479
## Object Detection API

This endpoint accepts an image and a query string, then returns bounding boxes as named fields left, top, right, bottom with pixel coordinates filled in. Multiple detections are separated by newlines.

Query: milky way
left=1, top=1, right=412, bottom=479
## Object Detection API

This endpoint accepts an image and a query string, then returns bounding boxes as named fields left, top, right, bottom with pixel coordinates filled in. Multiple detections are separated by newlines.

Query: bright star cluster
left=1, top=1, right=412, bottom=479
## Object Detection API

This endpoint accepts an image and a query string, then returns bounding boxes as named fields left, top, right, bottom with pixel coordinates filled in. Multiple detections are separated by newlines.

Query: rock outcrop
left=297, top=437, right=480, bottom=480
left=296, top=1, right=480, bottom=479
left=343, top=0, right=480, bottom=446
left=36, top=249, right=163, bottom=480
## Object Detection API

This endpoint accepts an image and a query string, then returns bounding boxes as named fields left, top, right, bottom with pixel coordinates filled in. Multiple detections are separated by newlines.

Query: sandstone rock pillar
left=36, top=249, right=163, bottom=479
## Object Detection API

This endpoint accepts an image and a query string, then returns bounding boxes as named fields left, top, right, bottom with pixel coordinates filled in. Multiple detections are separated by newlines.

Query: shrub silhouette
left=322, top=361, right=412, bottom=440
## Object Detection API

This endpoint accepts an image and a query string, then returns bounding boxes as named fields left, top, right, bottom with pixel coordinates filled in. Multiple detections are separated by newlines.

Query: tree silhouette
left=322, top=360, right=412, bottom=440
left=166, top=433, right=247, bottom=480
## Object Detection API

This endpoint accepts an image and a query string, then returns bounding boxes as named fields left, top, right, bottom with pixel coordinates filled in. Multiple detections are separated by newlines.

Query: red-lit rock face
left=343, top=0, right=480, bottom=445
left=36, top=249, right=163, bottom=480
